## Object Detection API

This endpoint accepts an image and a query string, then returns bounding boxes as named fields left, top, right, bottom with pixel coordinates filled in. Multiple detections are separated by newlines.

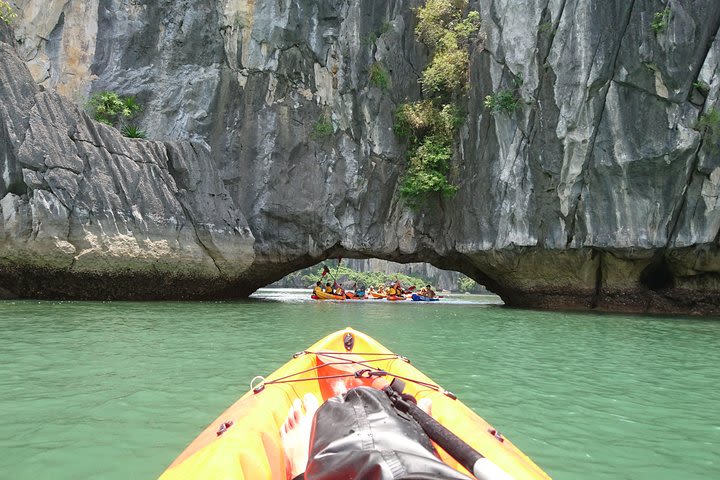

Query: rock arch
left=3, top=2, right=720, bottom=314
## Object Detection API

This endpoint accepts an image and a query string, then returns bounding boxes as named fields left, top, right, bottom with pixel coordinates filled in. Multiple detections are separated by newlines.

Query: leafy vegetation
left=361, top=21, right=393, bottom=46
left=415, top=3, right=480, bottom=96
left=87, top=91, right=144, bottom=138
left=457, top=274, right=479, bottom=293
left=484, top=74, right=522, bottom=116
left=361, top=33, right=378, bottom=46
left=394, top=101, right=461, bottom=143
left=484, top=88, right=520, bottom=115
left=395, top=0, right=480, bottom=203
left=696, top=107, right=720, bottom=147
left=299, top=264, right=432, bottom=289
left=538, top=21, right=553, bottom=34
left=651, top=8, right=671, bottom=34
left=399, top=136, right=457, bottom=198
left=0, top=0, right=17, bottom=24
left=276, top=263, right=486, bottom=293
left=369, top=63, right=390, bottom=90
left=311, top=113, right=334, bottom=139
left=421, top=48, right=470, bottom=94
left=379, top=21, right=392, bottom=36
left=121, top=124, right=146, bottom=139
left=693, top=80, right=710, bottom=95
left=395, top=101, right=463, bottom=199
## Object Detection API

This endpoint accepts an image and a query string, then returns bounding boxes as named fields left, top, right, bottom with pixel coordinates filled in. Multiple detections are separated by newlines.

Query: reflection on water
left=1, top=291, right=718, bottom=480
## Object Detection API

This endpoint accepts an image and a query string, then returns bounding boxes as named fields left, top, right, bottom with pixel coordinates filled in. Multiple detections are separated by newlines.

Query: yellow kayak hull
left=158, top=328, right=551, bottom=480
left=312, top=290, right=346, bottom=300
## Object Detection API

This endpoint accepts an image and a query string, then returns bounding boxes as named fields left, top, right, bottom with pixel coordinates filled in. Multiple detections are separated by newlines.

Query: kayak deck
left=158, top=328, right=550, bottom=480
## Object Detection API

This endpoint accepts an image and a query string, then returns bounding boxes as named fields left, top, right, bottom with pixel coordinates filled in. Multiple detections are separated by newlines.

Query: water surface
left=1, top=290, right=718, bottom=479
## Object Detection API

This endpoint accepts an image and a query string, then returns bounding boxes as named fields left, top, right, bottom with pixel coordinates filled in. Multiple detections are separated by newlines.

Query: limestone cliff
left=2, top=0, right=720, bottom=313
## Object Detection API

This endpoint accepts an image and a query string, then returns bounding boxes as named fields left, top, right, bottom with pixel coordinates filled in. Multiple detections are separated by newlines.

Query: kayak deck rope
left=252, top=351, right=457, bottom=399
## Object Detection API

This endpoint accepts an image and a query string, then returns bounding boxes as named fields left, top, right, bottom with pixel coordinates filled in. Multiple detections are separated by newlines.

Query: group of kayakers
left=368, top=283, right=437, bottom=298
left=312, top=280, right=437, bottom=300
left=313, top=281, right=366, bottom=298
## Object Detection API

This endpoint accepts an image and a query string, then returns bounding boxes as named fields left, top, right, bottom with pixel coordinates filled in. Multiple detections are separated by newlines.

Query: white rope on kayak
left=250, top=375, right=266, bottom=392
left=251, top=351, right=456, bottom=399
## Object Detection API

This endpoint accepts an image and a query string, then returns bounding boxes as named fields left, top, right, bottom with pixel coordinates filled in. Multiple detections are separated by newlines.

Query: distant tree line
left=271, top=263, right=485, bottom=293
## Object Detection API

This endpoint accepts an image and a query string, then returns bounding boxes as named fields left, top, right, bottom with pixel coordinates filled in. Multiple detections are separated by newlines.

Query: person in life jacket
left=386, top=284, right=397, bottom=296
left=425, top=285, right=437, bottom=298
left=324, top=282, right=333, bottom=294
left=313, top=281, right=323, bottom=296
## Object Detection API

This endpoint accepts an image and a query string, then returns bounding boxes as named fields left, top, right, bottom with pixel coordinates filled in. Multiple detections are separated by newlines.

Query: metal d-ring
left=251, top=375, right=266, bottom=393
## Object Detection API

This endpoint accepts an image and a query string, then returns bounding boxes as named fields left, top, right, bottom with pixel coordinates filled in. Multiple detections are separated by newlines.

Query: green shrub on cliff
left=416, top=3, right=480, bottom=95
left=0, top=1, right=17, bottom=24
left=311, top=113, right=334, bottom=139
left=651, top=8, right=671, bottom=34
left=87, top=91, right=143, bottom=138
left=395, top=0, right=479, bottom=204
left=394, top=101, right=461, bottom=143
left=484, top=89, right=519, bottom=115
left=696, top=107, right=720, bottom=148
left=400, top=136, right=457, bottom=199
left=369, top=63, right=390, bottom=90
left=693, top=80, right=710, bottom=96
left=121, top=124, right=146, bottom=139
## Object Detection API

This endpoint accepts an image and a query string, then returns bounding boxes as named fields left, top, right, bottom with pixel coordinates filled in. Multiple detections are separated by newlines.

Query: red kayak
left=386, top=295, right=407, bottom=301
left=345, top=292, right=367, bottom=300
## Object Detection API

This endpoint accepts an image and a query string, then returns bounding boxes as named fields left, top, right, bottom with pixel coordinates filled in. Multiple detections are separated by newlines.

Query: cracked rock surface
left=0, top=28, right=254, bottom=299
left=2, top=1, right=720, bottom=313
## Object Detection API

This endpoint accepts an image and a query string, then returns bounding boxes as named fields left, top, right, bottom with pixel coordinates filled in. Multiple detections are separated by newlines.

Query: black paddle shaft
left=383, top=381, right=484, bottom=473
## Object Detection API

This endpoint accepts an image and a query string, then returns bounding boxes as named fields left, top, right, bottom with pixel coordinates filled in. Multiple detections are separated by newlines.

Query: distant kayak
left=386, top=295, right=406, bottom=301
left=411, top=293, right=440, bottom=302
left=345, top=292, right=367, bottom=300
left=312, top=291, right=345, bottom=300
left=369, top=292, right=387, bottom=299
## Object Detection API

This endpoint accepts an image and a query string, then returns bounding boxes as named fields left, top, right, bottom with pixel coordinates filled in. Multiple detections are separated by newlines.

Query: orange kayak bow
left=158, top=328, right=550, bottom=480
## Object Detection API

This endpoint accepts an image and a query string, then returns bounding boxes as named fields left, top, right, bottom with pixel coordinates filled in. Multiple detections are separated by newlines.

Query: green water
left=1, top=290, right=718, bottom=479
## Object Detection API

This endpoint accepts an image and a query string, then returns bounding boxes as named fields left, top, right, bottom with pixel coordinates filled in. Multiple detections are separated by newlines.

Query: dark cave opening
left=639, top=260, right=675, bottom=291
